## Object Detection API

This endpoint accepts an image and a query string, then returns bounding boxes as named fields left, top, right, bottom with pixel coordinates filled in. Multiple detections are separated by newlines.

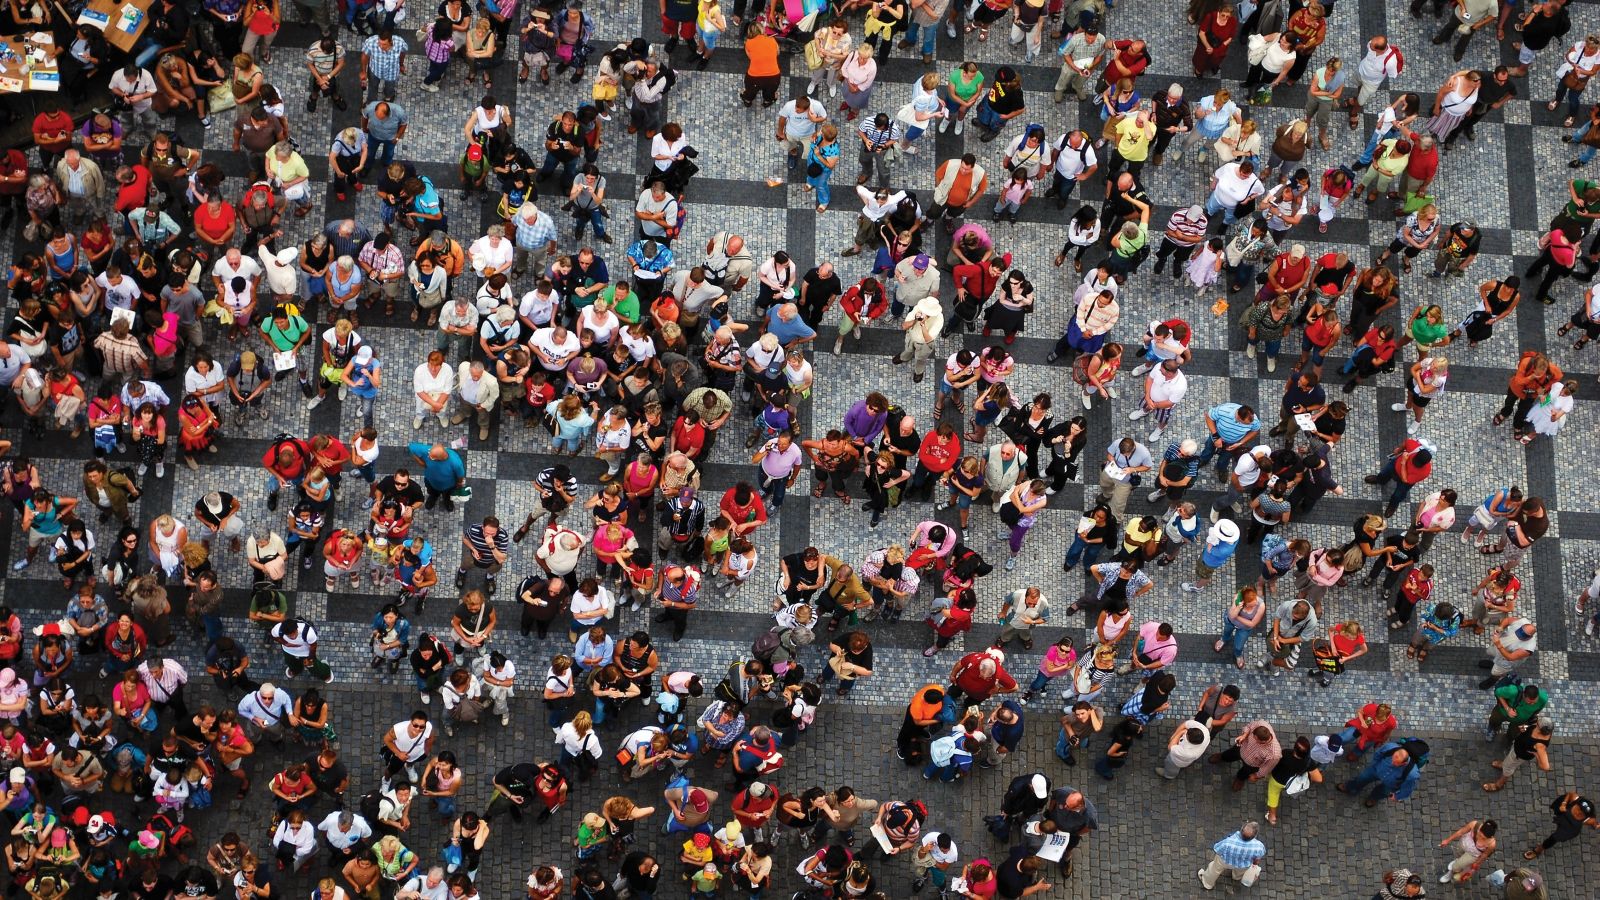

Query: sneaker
left=338, top=386, right=349, bottom=401
left=1266, top=357, right=1277, bottom=373
left=1104, top=385, right=1118, bottom=399
left=1148, top=428, right=1164, bottom=443
left=501, top=713, right=510, bottom=726
left=1390, top=402, right=1407, bottom=412
left=420, top=692, right=430, bottom=705
left=1245, top=345, right=1256, bottom=359
left=1439, top=873, right=1452, bottom=884
left=285, top=667, right=295, bottom=678
left=1587, top=620, right=1595, bottom=636
left=155, top=463, right=165, bottom=478
left=413, top=417, right=424, bottom=430
left=1128, top=408, right=1147, bottom=421
left=1129, top=363, right=1150, bottom=378
left=954, top=120, right=964, bottom=135
left=1147, top=489, right=1165, bottom=503
left=1081, top=393, right=1093, bottom=410
left=1005, top=557, right=1017, bottom=571
left=137, top=464, right=148, bottom=477
left=10, top=559, right=28, bottom=571
left=938, top=119, right=949, bottom=133
left=1180, top=582, right=1201, bottom=593
left=1407, top=420, right=1420, bottom=435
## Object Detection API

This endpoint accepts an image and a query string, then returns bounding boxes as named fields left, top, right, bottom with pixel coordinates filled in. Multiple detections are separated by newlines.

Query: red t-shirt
left=114, top=164, right=153, bottom=214
left=32, top=112, right=73, bottom=150
left=0, top=150, right=27, bottom=197
left=193, top=202, right=237, bottom=242
left=1394, top=439, right=1432, bottom=485
left=1404, top=145, right=1439, bottom=181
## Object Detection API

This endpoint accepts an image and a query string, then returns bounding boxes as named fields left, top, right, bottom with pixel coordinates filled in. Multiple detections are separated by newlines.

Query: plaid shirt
left=362, top=36, right=408, bottom=82
left=358, top=242, right=406, bottom=280
left=1211, top=831, right=1265, bottom=869
left=93, top=332, right=148, bottom=375
left=513, top=208, right=557, bottom=250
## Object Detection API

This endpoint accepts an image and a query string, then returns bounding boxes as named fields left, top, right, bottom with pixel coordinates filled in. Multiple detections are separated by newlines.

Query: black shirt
left=799, top=269, right=842, bottom=314
left=1472, top=73, right=1517, bottom=109
left=781, top=553, right=822, bottom=589
left=495, top=762, right=540, bottom=796
left=996, top=845, right=1039, bottom=899
left=193, top=493, right=237, bottom=529
left=374, top=476, right=425, bottom=509
left=1521, top=8, right=1571, bottom=52
left=305, top=754, right=349, bottom=793
left=1269, top=749, right=1317, bottom=783
left=1280, top=374, right=1326, bottom=416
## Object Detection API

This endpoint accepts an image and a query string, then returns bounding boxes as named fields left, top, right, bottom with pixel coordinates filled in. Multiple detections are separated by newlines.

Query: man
left=1198, top=822, right=1266, bottom=891
left=1045, top=786, right=1097, bottom=877
left=974, top=66, right=1026, bottom=143
left=55, top=150, right=105, bottom=231
left=995, top=588, right=1049, bottom=651
left=1207, top=160, right=1266, bottom=229
left=776, top=96, right=827, bottom=172
left=895, top=293, right=945, bottom=384
left=856, top=113, right=901, bottom=191
left=1097, top=436, right=1152, bottom=523
left=408, top=442, right=467, bottom=511
left=1346, top=35, right=1403, bottom=125
left=1127, top=358, right=1187, bottom=443
left=796, top=263, right=842, bottom=331
left=1271, top=369, right=1326, bottom=443
left=109, top=64, right=160, bottom=135
left=1427, top=220, right=1481, bottom=278
left=382, top=712, right=435, bottom=783
left=703, top=232, right=754, bottom=293
left=1151, top=204, right=1210, bottom=277
left=359, top=29, right=409, bottom=101
left=926, top=154, right=989, bottom=230
left=362, top=100, right=409, bottom=170
left=237, top=682, right=297, bottom=744
left=946, top=649, right=1017, bottom=704
left=1045, top=130, right=1099, bottom=208
left=1486, top=681, right=1548, bottom=742
left=456, top=516, right=510, bottom=595
left=1198, top=402, right=1260, bottom=479
left=138, top=655, right=190, bottom=720
left=655, top=565, right=703, bottom=641
left=635, top=179, right=680, bottom=243
left=1430, top=0, right=1498, bottom=62
left=1363, top=438, right=1433, bottom=517
left=317, top=811, right=371, bottom=868
left=1337, top=739, right=1427, bottom=806
left=305, top=34, right=348, bottom=112
left=1478, top=618, right=1537, bottom=689
left=1053, top=18, right=1108, bottom=102
left=272, top=618, right=333, bottom=682
left=984, top=440, right=1028, bottom=514
left=1260, top=599, right=1318, bottom=675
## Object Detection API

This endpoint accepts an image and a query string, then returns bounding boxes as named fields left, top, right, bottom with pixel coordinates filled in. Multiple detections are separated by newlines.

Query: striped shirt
left=1211, top=831, right=1266, bottom=869
left=465, top=524, right=510, bottom=560
left=1163, top=207, right=1209, bottom=242
left=137, top=661, right=188, bottom=703
left=1161, top=442, right=1201, bottom=480
left=661, top=569, right=701, bottom=607
left=858, top=118, right=900, bottom=150
left=305, top=43, right=345, bottom=76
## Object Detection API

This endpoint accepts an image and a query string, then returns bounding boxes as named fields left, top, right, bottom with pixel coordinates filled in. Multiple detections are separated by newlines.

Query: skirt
left=843, top=84, right=875, bottom=111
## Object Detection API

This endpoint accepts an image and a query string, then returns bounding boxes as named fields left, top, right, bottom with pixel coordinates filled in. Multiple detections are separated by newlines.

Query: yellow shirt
left=1114, top=116, right=1156, bottom=162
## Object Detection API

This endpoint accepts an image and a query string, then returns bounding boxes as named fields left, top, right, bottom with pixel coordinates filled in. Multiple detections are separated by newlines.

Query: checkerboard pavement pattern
left=10, top=0, right=1600, bottom=896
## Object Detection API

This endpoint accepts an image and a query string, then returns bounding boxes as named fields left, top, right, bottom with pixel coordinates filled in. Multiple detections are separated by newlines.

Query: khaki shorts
left=28, top=528, right=56, bottom=549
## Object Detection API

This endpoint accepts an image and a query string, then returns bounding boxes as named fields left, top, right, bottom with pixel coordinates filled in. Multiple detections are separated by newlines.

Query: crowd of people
left=0, top=0, right=1595, bottom=897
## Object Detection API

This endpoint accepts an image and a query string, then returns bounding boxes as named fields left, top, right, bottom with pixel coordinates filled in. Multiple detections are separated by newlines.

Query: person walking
left=1523, top=792, right=1598, bottom=860
left=1483, top=718, right=1553, bottom=792
left=1438, top=819, right=1498, bottom=885
left=1336, top=739, right=1427, bottom=807
left=1197, top=822, right=1265, bottom=891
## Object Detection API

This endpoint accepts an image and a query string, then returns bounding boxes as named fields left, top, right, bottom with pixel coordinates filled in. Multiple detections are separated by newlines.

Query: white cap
left=1030, top=774, right=1048, bottom=799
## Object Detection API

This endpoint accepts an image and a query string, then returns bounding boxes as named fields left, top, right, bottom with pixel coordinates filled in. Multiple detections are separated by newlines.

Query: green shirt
left=948, top=68, right=984, bottom=102
left=259, top=314, right=310, bottom=352
left=600, top=284, right=640, bottom=323
left=1113, top=223, right=1148, bottom=259
left=1409, top=311, right=1448, bottom=346
left=1564, top=178, right=1600, bottom=218
left=1493, top=684, right=1548, bottom=723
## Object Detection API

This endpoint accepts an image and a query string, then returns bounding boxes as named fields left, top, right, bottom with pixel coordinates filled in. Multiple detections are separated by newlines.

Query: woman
left=999, top=479, right=1049, bottom=572
left=423, top=18, right=456, bottom=90
left=1242, top=294, right=1294, bottom=370
left=293, top=687, right=335, bottom=745
left=899, top=72, right=946, bottom=154
left=1526, top=380, right=1577, bottom=444
left=1243, top=32, right=1297, bottom=98
left=153, top=52, right=217, bottom=125
left=1053, top=204, right=1102, bottom=274
left=369, top=604, right=411, bottom=673
left=807, top=18, right=852, bottom=97
left=1311, top=620, right=1368, bottom=687
left=1215, top=118, right=1263, bottom=169
left=173, top=393, right=220, bottom=471
left=983, top=270, right=1035, bottom=343
left=465, top=17, right=499, bottom=91
left=322, top=529, right=363, bottom=592
left=804, top=124, right=841, bottom=214
left=1436, top=819, right=1498, bottom=884
left=693, top=0, right=726, bottom=66
left=1526, top=224, right=1580, bottom=305
left=838, top=45, right=878, bottom=122
left=241, top=0, right=280, bottom=63
left=1193, top=3, right=1238, bottom=77
left=1376, top=204, right=1441, bottom=275
left=1263, top=736, right=1321, bottom=826
left=1281, top=1, right=1326, bottom=83
left=1216, top=586, right=1266, bottom=669
left=50, top=520, right=95, bottom=590
left=862, top=449, right=909, bottom=529
left=327, top=128, right=368, bottom=202
left=1453, top=276, right=1521, bottom=348
left=941, top=60, right=984, bottom=134
left=1495, top=350, right=1562, bottom=436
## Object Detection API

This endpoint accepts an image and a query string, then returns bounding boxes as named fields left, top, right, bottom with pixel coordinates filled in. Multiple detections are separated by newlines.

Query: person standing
left=1336, top=739, right=1427, bottom=807
left=1477, top=617, right=1537, bottom=689
left=1198, top=822, right=1265, bottom=891
left=893, top=293, right=945, bottom=384
left=1437, top=819, right=1498, bottom=885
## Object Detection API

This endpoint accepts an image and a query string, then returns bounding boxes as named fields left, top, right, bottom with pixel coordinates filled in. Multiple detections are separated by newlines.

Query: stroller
left=758, top=0, right=822, bottom=51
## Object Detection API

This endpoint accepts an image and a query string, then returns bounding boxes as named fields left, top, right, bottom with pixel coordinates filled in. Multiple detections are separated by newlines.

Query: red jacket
left=1345, top=703, right=1397, bottom=750
left=1393, top=438, right=1432, bottom=485
left=949, top=651, right=1017, bottom=700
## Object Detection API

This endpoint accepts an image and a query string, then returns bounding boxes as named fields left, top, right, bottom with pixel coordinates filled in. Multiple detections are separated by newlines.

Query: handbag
left=1564, top=69, right=1591, bottom=92
left=803, top=38, right=824, bottom=70
left=1284, top=772, right=1312, bottom=795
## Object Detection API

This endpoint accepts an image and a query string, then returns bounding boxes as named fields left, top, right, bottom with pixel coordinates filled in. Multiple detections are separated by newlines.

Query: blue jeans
left=1370, top=457, right=1415, bottom=507
left=1028, top=670, right=1052, bottom=694
left=974, top=98, right=1005, bottom=134
left=574, top=207, right=607, bottom=239
left=553, top=434, right=584, bottom=453
left=1574, top=122, right=1599, bottom=164
left=201, top=614, right=224, bottom=644
left=901, top=21, right=939, bottom=56
left=370, top=139, right=396, bottom=168
left=539, top=153, right=580, bottom=186
left=424, top=57, right=449, bottom=85
left=1063, top=534, right=1100, bottom=569
left=1556, top=80, right=1587, bottom=118
left=922, top=761, right=959, bottom=782
left=1247, top=337, right=1282, bottom=358
left=1055, top=727, right=1090, bottom=762
left=1334, top=726, right=1366, bottom=761
left=758, top=468, right=789, bottom=508
left=1358, top=126, right=1393, bottom=165
left=806, top=167, right=834, bottom=207
left=1227, top=262, right=1258, bottom=292
left=1204, top=194, right=1239, bottom=226
left=1340, top=770, right=1396, bottom=802
left=1219, top=616, right=1253, bottom=658
left=433, top=794, right=457, bottom=817
left=1195, top=438, right=1236, bottom=478
left=266, top=475, right=302, bottom=496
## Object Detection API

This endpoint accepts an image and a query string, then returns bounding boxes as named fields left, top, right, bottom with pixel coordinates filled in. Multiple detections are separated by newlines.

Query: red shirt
left=114, top=164, right=153, bottom=214
left=0, top=150, right=27, bottom=197
left=950, top=651, right=1017, bottom=700
left=262, top=437, right=311, bottom=479
left=917, top=431, right=961, bottom=473
left=1344, top=703, right=1397, bottom=750
left=193, top=202, right=237, bottom=242
left=312, top=437, right=351, bottom=475
left=671, top=416, right=705, bottom=457
left=1106, top=41, right=1150, bottom=80
left=1394, top=438, right=1432, bottom=485
left=1404, top=144, right=1439, bottom=181
left=32, top=111, right=73, bottom=150
left=719, top=491, right=768, bottom=529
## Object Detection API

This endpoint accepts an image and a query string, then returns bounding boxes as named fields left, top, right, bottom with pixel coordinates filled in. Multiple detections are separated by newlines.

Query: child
left=1388, top=562, right=1435, bottom=630
left=574, top=812, right=609, bottom=862
left=680, top=832, right=714, bottom=883
left=1022, top=634, right=1076, bottom=703
left=1406, top=598, right=1461, bottom=664
left=1184, top=237, right=1226, bottom=294
left=939, top=456, right=986, bottom=530
left=992, top=167, right=1035, bottom=223
left=689, top=862, right=721, bottom=897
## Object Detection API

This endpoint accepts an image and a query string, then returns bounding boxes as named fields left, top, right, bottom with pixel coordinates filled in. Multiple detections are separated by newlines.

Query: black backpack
left=358, top=790, right=383, bottom=822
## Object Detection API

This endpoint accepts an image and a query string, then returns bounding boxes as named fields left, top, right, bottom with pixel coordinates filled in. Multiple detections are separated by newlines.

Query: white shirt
left=650, top=134, right=688, bottom=172
left=570, top=587, right=612, bottom=623
left=388, top=721, right=434, bottom=761
left=778, top=100, right=823, bottom=140
left=413, top=362, right=455, bottom=397
left=1561, top=41, right=1600, bottom=78
left=270, top=621, right=318, bottom=658
left=1168, top=720, right=1211, bottom=765
left=109, top=68, right=157, bottom=112
left=259, top=247, right=300, bottom=295
left=1145, top=369, right=1189, bottom=406
left=530, top=327, right=580, bottom=371
left=317, top=812, right=373, bottom=849
left=212, top=255, right=262, bottom=286
left=1053, top=134, right=1098, bottom=179
left=1233, top=446, right=1273, bottom=488
left=1356, top=42, right=1402, bottom=85
left=904, top=296, right=945, bottom=344
left=96, top=274, right=141, bottom=310
left=468, top=236, right=513, bottom=277
left=919, top=832, right=958, bottom=865
left=402, top=875, right=449, bottom=900
left=518, top=289, right=560, bottom=327
left=1211, top=163, right=1264, bottom=207
left=555, top=722, right=603, bottom=758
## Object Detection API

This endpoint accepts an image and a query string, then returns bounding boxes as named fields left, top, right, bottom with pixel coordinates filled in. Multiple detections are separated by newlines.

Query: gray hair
left=1240, top=821, right=1260, bottom=840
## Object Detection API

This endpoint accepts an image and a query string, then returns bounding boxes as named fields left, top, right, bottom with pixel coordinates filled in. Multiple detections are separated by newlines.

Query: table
left=0, top=33, right=60, bottom=94
left=78, top=0, right=153, bottom=54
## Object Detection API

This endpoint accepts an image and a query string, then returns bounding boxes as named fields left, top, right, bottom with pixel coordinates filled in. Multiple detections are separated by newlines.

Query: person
left=1484, top=718, right=1554, bottom=792
left=1523, top=791, right=1598, bottom=860
left=1336, top=739, right=1427, bottom=807
left=1198, top=822, right=1265, bottom=891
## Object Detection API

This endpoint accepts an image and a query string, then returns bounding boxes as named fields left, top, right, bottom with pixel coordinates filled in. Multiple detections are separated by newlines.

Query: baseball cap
left=689, top=789, right=709, bottom=813
left=912, top=253, right=930, bottom=269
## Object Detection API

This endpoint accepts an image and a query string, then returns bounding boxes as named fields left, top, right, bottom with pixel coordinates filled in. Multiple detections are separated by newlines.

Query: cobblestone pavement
left=8, top=0, right=1600, bottom=896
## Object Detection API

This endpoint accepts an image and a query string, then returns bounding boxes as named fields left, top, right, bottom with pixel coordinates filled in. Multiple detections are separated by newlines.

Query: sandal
left=979, top=28, right=989, bottom=41
left=811, top=485, right=825, bottom=498
left=1523, top=849, right=1542, bottom=860
left=1404, top=646, right=1416, bottom=659
left=1213, top=640, right=1225, bottom=653
left=1566, top=117, right=1577, bottom=128
left=816, top=204, right=827, bottom=213
left=1480, top=544, right=1503, bottom=555
left=1234, top=657, right=1245, bottom=669
left=1491, top=414, right=1506, bottom=426
left=1548, top=101, right=1560, bottom=111
left=1483, top=782, right=1504, bottom=792
left=384, top=301, right=395, bottom=317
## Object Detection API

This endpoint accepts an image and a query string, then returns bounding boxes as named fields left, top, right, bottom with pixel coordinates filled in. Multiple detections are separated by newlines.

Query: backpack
left=111, top=466, right=143, bottom=499
left=1055, top=131, right=1093, bottom=171
left=358, top=790, right=383, bottom=822
left=950, top=544, right=993, bottom=580
left=751, top=628, right=784, bottom=665
left=663, top=197, right=686, bottom=240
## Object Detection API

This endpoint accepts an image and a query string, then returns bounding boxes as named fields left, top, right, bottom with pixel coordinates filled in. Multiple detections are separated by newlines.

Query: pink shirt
left=1134, top=621, right=1178, bottom=667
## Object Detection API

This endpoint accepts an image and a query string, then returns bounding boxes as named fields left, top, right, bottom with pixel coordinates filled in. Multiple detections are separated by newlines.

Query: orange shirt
left=746, top=35, right=780, bottom=78
left=908, top=684, right=944, bottom=723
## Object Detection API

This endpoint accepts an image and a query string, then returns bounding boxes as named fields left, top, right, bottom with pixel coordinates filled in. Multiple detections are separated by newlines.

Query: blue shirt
left=765, top=306, right=816, bottom=345
left=1355, top=741, right=1423, bottom=800
left=411, top=177, right=441, bottom=220
left=1208, top=403, right=1260, bottom=445
left=1200, top=536, right=1239, bottom=568
left=989, top=700, right=1025, bottom=751
left=349, top=359, right=381, bottom=399
left=1211, top=831, right=1266, bottom=869
left=407, top=441, right=465, bottom=490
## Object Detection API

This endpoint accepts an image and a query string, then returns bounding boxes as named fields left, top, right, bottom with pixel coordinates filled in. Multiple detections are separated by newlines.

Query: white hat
left=276, top=247, right=299, bottom=265
left=1210, top=519, right=1240, bottom=543
left=1030, top=774, right=1048, bottom=799
left=354, top=346, right=374, bottom=365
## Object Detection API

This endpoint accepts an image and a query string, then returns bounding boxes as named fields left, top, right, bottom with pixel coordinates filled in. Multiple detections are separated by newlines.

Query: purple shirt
left=843, top=399, right=887, bottom=444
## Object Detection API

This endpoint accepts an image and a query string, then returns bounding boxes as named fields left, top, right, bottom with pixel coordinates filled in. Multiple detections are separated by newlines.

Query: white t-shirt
left=212, top=255, right=263, bottom=286
left=1211, top=164, right=1263, bottom=207
left=1146, top=369, right=1188, bottom=406
left=388, top=721, right=434, bottom=761
left=412, top=362, right=455, bottom=396
left=1168, top=719, right=1212, bottom=765
left=519, top=289, right=560, bottom=327
left=1233, top=447, right=1272, bottom=488
left=778, top=100, right=822, bottom=140
left=109, top=68, right=157, bottom=112
left=530, top=327, right=580, bottom=371
left=919, top=832, right=958, bottom=865
left=1053, top=135, right=1097, bottom=179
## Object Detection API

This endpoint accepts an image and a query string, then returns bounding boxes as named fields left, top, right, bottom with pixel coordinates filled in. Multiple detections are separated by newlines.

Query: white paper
left=1035, top=831, right=1070, bottom=862
left=869, top=823, right=895, bottom=854
left=1102, top=462, right=1125, bottom=481
left=1293, top=412, right=1317, bottom=432
left=273, top=350, right=297, bottom=372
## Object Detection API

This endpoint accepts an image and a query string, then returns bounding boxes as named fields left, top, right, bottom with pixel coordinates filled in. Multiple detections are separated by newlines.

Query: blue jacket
left=1356, top=741, right=1422, bottom=801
